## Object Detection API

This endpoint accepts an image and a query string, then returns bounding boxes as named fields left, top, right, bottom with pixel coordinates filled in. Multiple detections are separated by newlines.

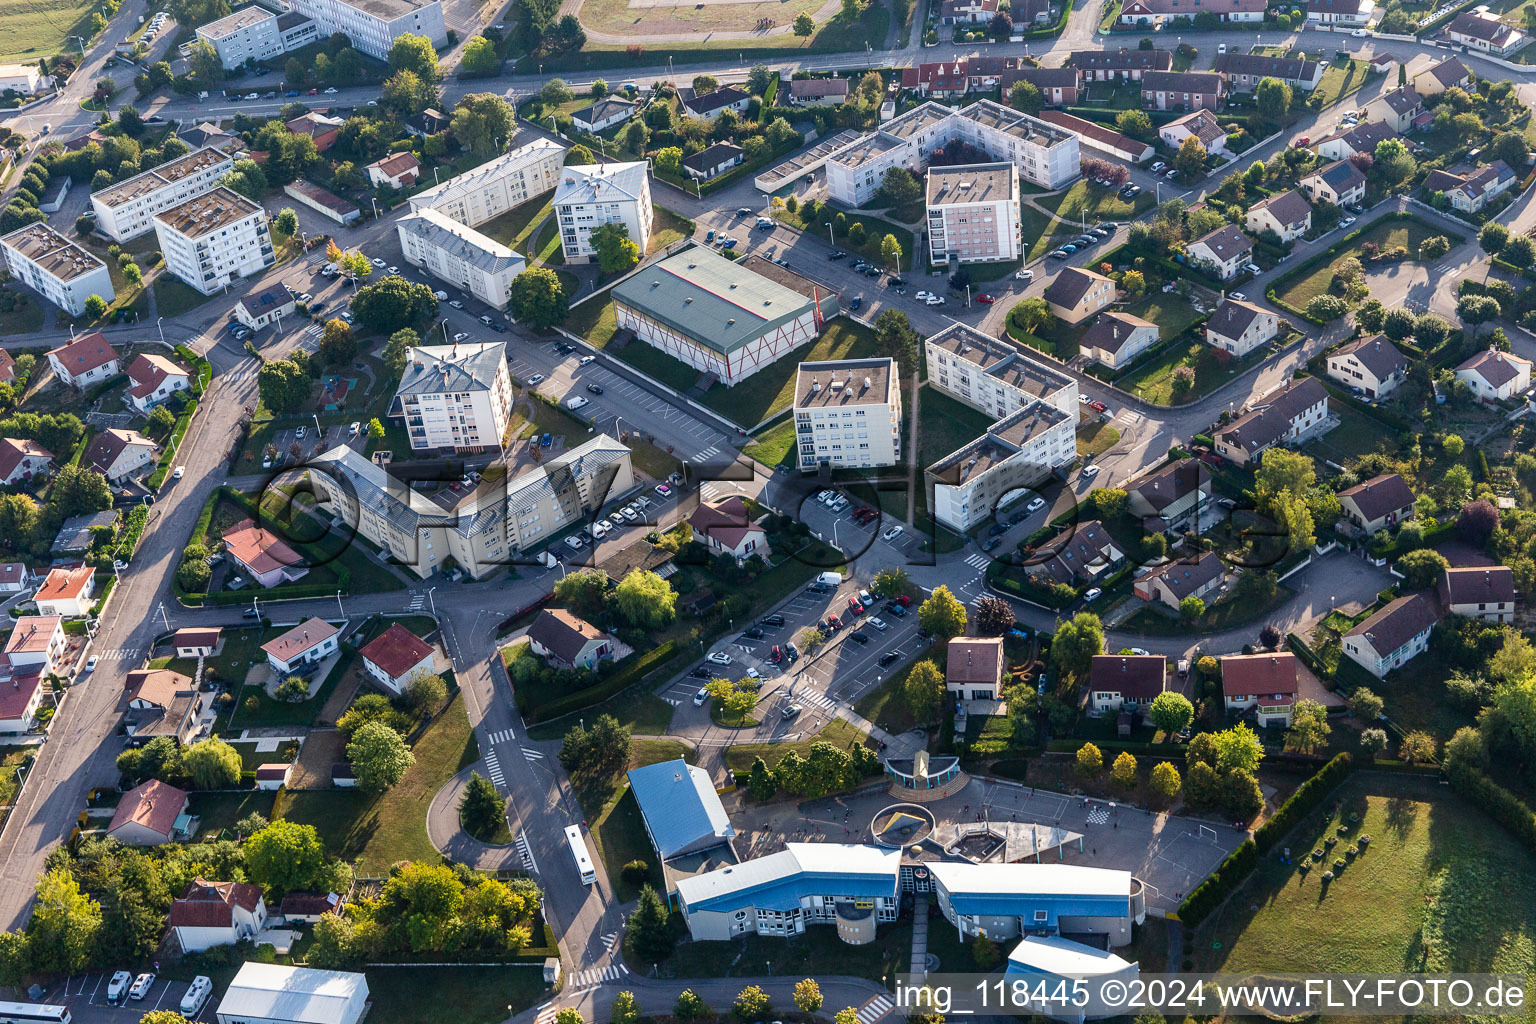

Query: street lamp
left=312, top=412, right=322, bottom=437
left=336, top=590, right=345, bottom=618
left=427, top=586, right=438, bottom=619
left=156, top=316, right=166, bottom=346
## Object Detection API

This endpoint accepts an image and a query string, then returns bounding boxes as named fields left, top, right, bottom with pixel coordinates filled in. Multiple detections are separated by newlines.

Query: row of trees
left=743, top=740, right=882, bottom=800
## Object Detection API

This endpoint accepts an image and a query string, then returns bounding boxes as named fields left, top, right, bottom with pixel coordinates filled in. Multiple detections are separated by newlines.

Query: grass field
left=540, top=4, right=888, bottom=66
left=917, top=384, right=997, bottom=469
left=1274, top=218, right=1449, bottom=312
left=1302, top=398, right=1401, bottom=464
left=853, top=645, right=944, bottom=734
left=0, top=287, right=45, bottom=334
left=585, top=739, right=695, bottom=901
left=153, top=274, right=220, bottom=318
left=744, top=417, right=797, bottom=469
left=578, top=0, right=824, bottom=36
left=698, top=317, right=881, bottom=428
left=1037, top=181, right=1152, bottom=224
left=565, top=297, right=618, bottom=348
left=366, top=966, right=548, bottom=1024
left=651, top=919, right=912, bottom=981
left=648, top=206, right=694, bottom=254
left=1075, top=419, right=1121, bottom=458
left=481, top=197, right=556, bottom=255
left=0, top=0, right=100, bottom=65
left=721, top=717, right=869, bottom=772
left=1196, top=775, right=1536, bottom=986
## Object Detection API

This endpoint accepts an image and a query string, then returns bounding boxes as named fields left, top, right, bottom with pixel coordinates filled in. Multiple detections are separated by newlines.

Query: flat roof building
left=792, top=357, right=902, bottom=472
left=91, top=146, right=234, bottom=242
left=1, top=222, right=114, bottom=316
left=154, top=186, right=274, bottom=296
left=926, top=162, right=1021, bottom=265
left=216, top=962, right=369, bottom=1024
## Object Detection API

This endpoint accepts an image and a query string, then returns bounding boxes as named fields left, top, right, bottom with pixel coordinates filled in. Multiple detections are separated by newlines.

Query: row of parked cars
left=565, top=494, right=659, bottom=547
left=1047, top=224, right=1115, bottom=260
left=107, top=971, right=211, bottom=1014
left=814, top=489, right=905, bottom=541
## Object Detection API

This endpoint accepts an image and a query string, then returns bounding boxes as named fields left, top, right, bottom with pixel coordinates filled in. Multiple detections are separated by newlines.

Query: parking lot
left=38, top=972, right=215, bottom=1024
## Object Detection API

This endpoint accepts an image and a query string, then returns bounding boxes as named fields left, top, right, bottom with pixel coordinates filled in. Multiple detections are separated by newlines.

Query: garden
left=1269, top=214, right=1461, bottom=321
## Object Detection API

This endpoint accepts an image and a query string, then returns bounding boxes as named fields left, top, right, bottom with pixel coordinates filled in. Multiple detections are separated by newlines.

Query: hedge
left=1254, top=751, right=1352, bottom=853
left=1447, top=763, right=1536, bottom=854
left=528, top=640, right=682, bottom=723
left=1177, top=839, right=1257, bottom=927
left=174, top=343, right=213, bottom=395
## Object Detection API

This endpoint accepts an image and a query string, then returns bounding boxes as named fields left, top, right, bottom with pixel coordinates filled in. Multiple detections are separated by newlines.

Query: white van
left=181, top=976, right=212, bottom=1016
left=566, top=395, right=589, bottom=410
left=816, top=571, right=843, bottom=587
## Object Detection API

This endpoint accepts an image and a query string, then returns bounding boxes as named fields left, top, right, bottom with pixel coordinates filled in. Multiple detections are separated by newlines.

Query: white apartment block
left=0, top=223, right=114, bottom=316
left=285, top=0, right=446, bottom=59
left=91, top=147, right=234, bottom=242
left=196, top=6, right=289, bottom=68
left=826, top=100, right=1079, bottom=207
left=925, top=323, right=1078, bottom=419
left=0, top=64, right=51, bottom=96
left=309, top=436, right=634, bottom=578
left=792, top=358, right=903, bottom=472
left=392, top=341, right=513, bottom=452
left=154, top=187, right=275, bottom=296
left=397, top=207, right=527, bottom=308
left=926, top=162, right=1021, bottom=265
left=553, top=162, right=653, bottom=264
left=408, top=139, right=566, bottom=228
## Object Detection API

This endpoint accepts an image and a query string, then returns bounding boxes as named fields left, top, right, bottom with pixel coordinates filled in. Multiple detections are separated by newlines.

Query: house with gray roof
left=1300, top=159, right=1366, bottom=207
left=389, top=341, right=512, bottom=452
left=1326, top=334, right=1409, bottom=399
left=1424, top=160, right=1517, bottom=213
left=1212, top=376, right=1330, bottom=466
left=1213, top=52, right=1322, bottom=91
left=571, top=96, right=637, bottom=134
left=1141, top=71, right=1225, bottom=111
left=1246, top=189, right=1313, bottom=243
left=1337, top=473, right=1415, bottom=537
left=396, top=207, right=527, bottom=309
left=1205, top=298, right=1279, bottom=358
left=1343, top=592, right=1439, bottom=678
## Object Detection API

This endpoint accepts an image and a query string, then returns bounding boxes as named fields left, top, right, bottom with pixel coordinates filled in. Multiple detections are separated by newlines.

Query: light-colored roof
left=675, top=843, right=899, bottom=912
left=154, top=186, right=264, bottom=238
left=397, top=341, right=507, bottom=397
left=1006, top=934, right=1134, bottom=976
left=929, top=862, right=1133, bottom=903
left=397, top=207, right=526, bottom=275
left=795, top=358, right=896, bottom=409
left=553, top=161, right=649, bottom=209
left=408, top=139, right=566, bottom=212
left=926, top=162, right=1016, bottom=205
left=91, top=147, right=231, bottom=210
left=126, top=668, right=196, bottom=709
left=2, top=223, right=107, bottom=282
left=261, top=617, right=340, bottom=661
left=196, top=5, right=275, bottom=38
left=4, top=616, right=60, bottom=655
left=627, top=758, right=736, bottom=859
left=216, top=963, right=368, bottom=1024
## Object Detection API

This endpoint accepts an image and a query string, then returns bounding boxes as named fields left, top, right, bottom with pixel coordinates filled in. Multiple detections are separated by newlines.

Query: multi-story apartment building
left=408, top=139, right=566, bottom=227
left=0, top=223, right=114, bottom=315
left=91, top=147, right=235, bottom=242
left=397, top=207, right=527, bottom=308
left=308, top=435, right=634, bottom=578
left=825, top=100, right=1078, bottom=207
left=792, top=358, right=903, bottom=472
left=927, top=401, right=1075, bottom=531
left=195, top=6, right=318, bottom=68
left=153, top=187, right=275, bottom=296
left=925, top=323, right=1078, bottom=419
left=285, top=0, right=446, bottom=60
left=553, top=161, right=653, bottom=264
left=391, top=341, right=513, bottom=452
left=926, top=162, right=1021, bottom=265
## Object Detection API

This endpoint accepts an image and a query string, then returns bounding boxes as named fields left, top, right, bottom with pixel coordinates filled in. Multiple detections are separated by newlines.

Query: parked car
left=879, top=652, right=899, bottom=666
left=108, top=972, right=132, bottom=1005
left=882, top=525, right=904, bottom=541
left=1084, top=587, right=1103, bottom=602
left=586, top=383, right=604, bottom=394
left=579, top=355, right=596, bottom=365
left=762, top=614, right=786, bottom=626
left=525, top=373, right=544, bottom=385
left=655, top=483, right=672, bottom=497
left=1015, top=269, right=1034, bottom=281
left=689, top=666, right=713, bottom=678
left=1026, top=497, right=1046, bottom=513
left=694, top=687, right=709, bottom=705
left=706, top=651, right=733, bottom=666
left=975, top=294, right=995, bottom=304
left=849, top=631, right=870, bottom=645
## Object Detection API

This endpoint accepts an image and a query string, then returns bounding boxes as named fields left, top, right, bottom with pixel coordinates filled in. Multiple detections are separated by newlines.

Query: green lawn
left=853, top=645, right=944, bottom=735
left=0, top=287, right=45, bottom=334
left=1076, top=420, right=1121, bottom=458
left=0, top=0, right=101, bottom=64
left=1313, top=60, right=1370, bottom=109
left=649, top=206, right=694, bottom=254
left=1273, top=218, right=1452, bottom=312
left=223, top=648, right=356, bottom=731
left=614, top=340, right=702, bottom=393
left=697, top=317, right=882, bottom=429
left=721, top=717, right=869, bottom=772
left=778, top=205, right=916, bottom=271
left=187, top=790, right=277, bottom=839
left=1036, top=181, right=1152, bottom=224
left=366, top=966, right=549, bottom=1024
left=1302, top=398, right=1402, bottom=465
left=564, top=297, right=618, bottom=348
left=1195, top=775, right=1536, bottom=985
left=273, top=691, right=478, bottom=875
left=480, top=197, right=555, bottom=254
left=591, top=786, right=662, bottom=902
left=917, top=384, right=1000, bottom=469
left=744, top=417, right=798, bottom=470
left=1020, top=205, right=1059, bottom=262
left=153, top=274, right=219, bottom=318
left=652, top=918, right=912, bottom=980
left=523, top=679, right=675, bottom=741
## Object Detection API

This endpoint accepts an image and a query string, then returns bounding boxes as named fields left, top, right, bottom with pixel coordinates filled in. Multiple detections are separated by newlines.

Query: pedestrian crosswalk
left=856, top=996, right=894, bottom=1024
left=93, top=647, right=142, bottom=661
left=602, top=931, right=620, bottom=953
left=689, top=444, right=721, bottom=463
left=303, top=322, right=323, bottom=338
left=570, top=964, right=628, bottom=989
left=522, top=746, right=545, bottom=761
left=534, top=1005, right=559, bottom=1024
left=487, top=728, right=517, bottom=745
left=483, top=747, right=505, bottom=788
left=798, top=691, right=837, bottom=711
left=964, top=552, right=990, bottom=570
left=405, top=592, right=425, bottom=612
left=662, top=696, right=683, bottom=706
left=515, top=832, right=537, bottom=872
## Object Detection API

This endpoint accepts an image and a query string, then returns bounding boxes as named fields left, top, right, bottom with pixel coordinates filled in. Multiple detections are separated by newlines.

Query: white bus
left=0, top=1003, right=71, bottom=1024
left=565, top=824, right=596, bottom=884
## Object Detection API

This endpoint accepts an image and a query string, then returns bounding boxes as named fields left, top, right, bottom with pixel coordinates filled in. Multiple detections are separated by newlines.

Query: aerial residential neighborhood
left=0, top=0, right=1535, bottom=1021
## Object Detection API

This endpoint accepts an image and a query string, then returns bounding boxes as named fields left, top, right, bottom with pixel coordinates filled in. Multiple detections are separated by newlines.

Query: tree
left=1480, top=221, right=1511, bottom=262
left=736, top=986, right=771, bottom=1018
left=273, top=207, right=299, bottom=240
left=1419, top=234, right=1451, bottom=261
left=220, top=158, right=268, bottom=202
left=381, top=69, right=438, bottom=117
left=747, top=756, right=776, bottom=800
left=83, top=294, right=109, bottom=321
left=384, top=328, right=418, bottom=377
left=626, top=884, right=676, bottom=964
left=1503, top=234, right=1536, bottom=269
left=1443, top=726, right=1483, bottom=770
left=794, top=979, right=823, bottom=1014
left=1457, top=498, right=1498, bottom=545
left=1399, top=730, right=1437, bottom=764
left=973, top=595, right=1014, bottom=636
left=30, top=868, right=101, bottom=974
left=1255, top=77, right=1292, bottom=120
left=1415, top=312, right=1453, bottom=348
left=540, top=79, right=574, bottom=107
left=1180, top=595, right=1205, bottom=621
left=989, top=10, right=1012, bottom=37
left=188, top=39, right=223, bottom=81
left=510, top=266, right=568, bottom=327
left=614, top=569, right=675, bottom=628
left=591, top=222, right=640, bottom=274
left=1076, top=742, right=1103, bottom=776
left=1116, top=109, right=1154, bottom=140
left=835, top=1010, right=860, bottom=1024
left=0, top=930, right=30, bottom=991
left=1175, top=136, right=1206, bottom=181
left=619, top=119, right=650, bottom=155
left=388, top=32, right=441, bottom=80
left=1489, top=130, right=1530, bottom=168
left=460, top=772, right=504, bottom=840
left=347, top=719, right=415, bottom=792
left=553, top=567, right=609, bottom=618
left=872, top=568, right=910, bottom=597
left=654, top=146, right=683, bottom=177
left=1457, top=293, right=1501, bottom=337
left=903, top=660, right=946, bottom=723
left=451, top=93, right=516, bottom=158
left=1372, top=137, right=1415, bottom=187
left=1283, top=698, right=1331, bottom=754
left=1149, top=761, right=1181, bottom=800
left=252, top=122, right=319, bottom=185
left=1050, top=612, right=1105, bottom=683
left=1149, top=691, right=1194, bottom=735
left=918, top=585, right=966, bottom=638
left=403, top=672, right=447, bottom=714
left=1009, top=79, right=1042, bottom=115
left=258, top=359, right=311, bottom=413
left=351, top=275, right=438, bottom=332
left=1346, top=687, right=1383, bottom=722
left=48, top=464, right=110, bottom=518
left=245, top=819, right=328, bottom=894
left=1011, top=296, right=1052, bottom=335
left=1359, top=727, right=1388, bottom=756
left=182, top=738, right=240, bottom=789
left=794, top=11, right=815, bottom=34
left=145, top=404, right=176, bottom=441
left=554, top=1011, right=584, bottom=1024
left=879, top=233, right=903, bottom=272
left=318, top=318, right=357, bottom=366
left=1110, top=750, right=1138, bottom=791
left=747, top=64, right=773, bottom=95
left=1398, top=548, right=1450, bottom=589
left=559, top=715, right=632, bottom=780
left=460, top=35, right=502, bottom=76
left=611, top=992, right=641, bottom=1024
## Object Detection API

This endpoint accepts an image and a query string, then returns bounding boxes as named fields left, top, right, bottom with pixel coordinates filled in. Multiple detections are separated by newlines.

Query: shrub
left=621, top=859, right=650, bottom=884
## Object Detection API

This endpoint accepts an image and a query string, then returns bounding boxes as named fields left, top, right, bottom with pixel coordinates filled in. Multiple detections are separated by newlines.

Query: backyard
left=1301, top=397, right=1402, bottom=465
left=1114, top=328, right=1281, bottom=406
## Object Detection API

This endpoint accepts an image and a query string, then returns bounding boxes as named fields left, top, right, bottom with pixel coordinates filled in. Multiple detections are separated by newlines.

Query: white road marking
left=483, top=747, right=505, bottom=787
left=857, top=996, right=895, bottom=1024
left=522, top=746, right=545, bottom=760
left=488, top=728, right=517, bottom=744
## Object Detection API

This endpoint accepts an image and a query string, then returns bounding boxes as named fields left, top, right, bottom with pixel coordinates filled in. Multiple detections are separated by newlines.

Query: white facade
left=553, top=162, right=653, bottom=264
left=408, top=139, right=566, bottom=228
left=926, top=162, right=1022, bottom=265
left=793, top=358, right=903, bottom=471
left=397, top=208, right=527, bottom=309
left=154, top=187, right=275, bottom=296
left=1, top=223, right=114, bottom=316
left=1456, top=349, right=1534, bottom=401
left=217, top=963, right=368, bottom=1024
left=0, top=63, right=50, bottom=95
left=263, top=619, right=341, bottom=675
left=196, top=7, right=284, bottom=68
left=90, top=147, right=235, bottom=243
left=393, top=342, right=513, bottom=451
left=285, top=0, right=446, bottom=59
left=1204, top=300, right=1278, bottom=358
left=929, top=404, right=1076, bottom=532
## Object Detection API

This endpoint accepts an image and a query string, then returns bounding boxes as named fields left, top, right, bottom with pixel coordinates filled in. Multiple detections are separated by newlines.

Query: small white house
left=234, top=283, right=297, bottom=331
left=1205, top=299, right=1278, bottom=358
left=1185, top=224, right=1253, bottom=281
left=0, top=563, right=29, bottom=594
left=84, top=428, right=157, bottom=484
left=1245, top=189, right=1311, bottom=243
left=359, top=623, right=436, bottom=695
left=571, top=97, right=638, bottom=133
left=255, top=763, right=294, bottom=790
left=366, top=152, right=422, bottom=190
left=47, top=332, right=120, bottom=388
left=173, top=627, right=221, bottom=658
left=125, top=353, right=192, bottom=414
left=33, top=565, right=95, bottom=617
left=169, top=878, right=268, bottom=953
left=261, top=618, right=340, bottom=675
left=1456, top=348, right=1534, bottom=402
left=1342, top=593, right=1439, bottom=679
left=107, top=779, right=191, bottom=846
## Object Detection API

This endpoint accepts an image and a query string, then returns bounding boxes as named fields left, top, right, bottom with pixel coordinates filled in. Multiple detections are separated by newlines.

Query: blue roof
left=676, top=843, right=901, bottom=914
left=627, top=759, right=735, bottom=860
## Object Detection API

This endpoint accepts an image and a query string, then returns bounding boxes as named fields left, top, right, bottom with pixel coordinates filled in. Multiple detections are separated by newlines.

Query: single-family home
left=0, top=563, right=28, bottom=594
left=1213, top=52, right=1322, bottom=91
left=255, top=763, right=293, bottom=790
left=1186, top=224, right=1254, bottom=280
left=682, top=142, right=745, bottom=182
left=1245, top=189, right=1312, bottom=243
left=233, top=282, right=296, bottom=331
left=1423, top=160, right=1517, bottom=213
left=1412, top=56, right=1473, bottom=97
left=1119, top=0, right=1266, bottom=24
left=941, top=0, right=999, bottom=22
left=1342, top=592, right=1439, bottom=678
left=261, top=618, right=341, bottom=675
left=1079, top=311, right=1159, bottom=370
left=688, top=495, right=770, bottom=562
left=1088, top=654, right=1166, bottom=714
left=571, top=97, right=638, bottom=134
left=403, top=107, right=450, bottom=139
left=527, top=608, right=616, bottom=670
left=1446, top=10, right=1525, bottom=55
left=1212, top=376, right=1330, bottom=466
left=107, top=779, right=191, bottom=846
left=1299, top=0, right=1374, bottom=24
left=681, top=86, right=751, bottom=118
left=125, top=668, right=205, bottom=745
left=169, top=877, right=267, bottom=953
left=1456, top=348, right=1534, bottom=401
left=1364, top=86, right=1424, bottom=133
left=1141, top=71, right=1225, bottom=112
left=0, top=668, right=45, bottom=734
left=34, top=565, right=95, bottom=617
left=285, top=112, right=343, bottom=153
left=84, top=428, right=157, bottom=484
left=0, top=437, right=53, bottom=485
left=1029, top=519, right=1126, bottom=585
left=788, top=78, right=850, bottom=105
left=224, top=518, right=308, bottom=588
left=365, top=152, right=421, bottom=190
left=125, top=353, right=192, bottom=414
left=1205, top=298, right=1279, bottom=358
left=1127, top=458, right=1210, bottom=533
left=1300, top=159, right=1366, bottom=207
left=1337, top=473, right=1416, bottom=537
left=1009, top=67, right=1079, bottom=106
left=173, top=627, right=221, bottom=658
left=1160, top=108, right=1227, bottom=156
left=945, top=637, right=1004, bottom=701
left=1326, top=334, right=1409, bottom=399
left=359, top=622, right=437, bottom=695
left=47, top=332, right=120, bottom=388
left=1134, top=550, right=1225, bottom=611
left=1439, top=566, right=1516, bottom=623
left=5, top=615, right=65, bottom=675
left=1043, top=266, right=1116, bottom=324
left=1315, top=120, right=1398, bottom=162
left=1067, top=48, right=1172, bottom=82
left=1220, top=651, right=1298, bottom=726
left=0, top=350, right=15, bottom=384
left=52, top=510, right=118, bottom=556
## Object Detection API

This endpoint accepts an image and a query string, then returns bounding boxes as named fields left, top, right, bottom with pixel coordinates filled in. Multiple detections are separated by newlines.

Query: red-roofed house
left=4, top=616, right=65, bottom=674
left=47, top=332, right=121, bottom=388
left=366, top=152, right=421, bottom=190
left=687, top=495, right=770, bottom=562
left=0, top=668, right=46, bottom=734
left=174, top=628, right=221, bottom=658
left=223, top=518, right=308, bottom=588
left=34, top=565, right=95, bottom=617
left=359, top=623, right=436, bottom=695
left=0, top=437, right=54, bottom=486
left=0, top=349, right=15, bottom=384
left=169, top=878, right=268, bottom=952
left=124, top=353, right=192, bottom=414
left=0, top=563, right=29, bottom=594
left=1220, top=651, right=1299, bottom=726
left=107, top=779, right=190, bottom=846
left=84, top=428, right=157, bottom=484
left=255, top=763, right=293, bottom=790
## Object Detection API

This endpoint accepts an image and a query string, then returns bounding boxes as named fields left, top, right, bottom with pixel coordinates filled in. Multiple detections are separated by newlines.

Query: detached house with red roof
left=0, top=437, right=53, bottom=486
left=1220, top=651, right=1299, bottom=726
left=528, top=608, right=616, bottom=671
left=124, top=353, right=191, bottom=414
left=224, top=518, right=308, bottom=589
left=169, top=877, right=268, bottom=952
left=366, top=152, right=422, bottom=190
left=47, top=332, right=120, bottom=388
left=0, top=666, right=46, bottom=734
left=687, top=495, right=770, bottom=562
left=360, top=622, right=437, bottom=695
left=107, top=778, right=191, bottom=845
left=4, top=615, right=65, bottom=675
left=34, top=565, right=95, bottom=617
